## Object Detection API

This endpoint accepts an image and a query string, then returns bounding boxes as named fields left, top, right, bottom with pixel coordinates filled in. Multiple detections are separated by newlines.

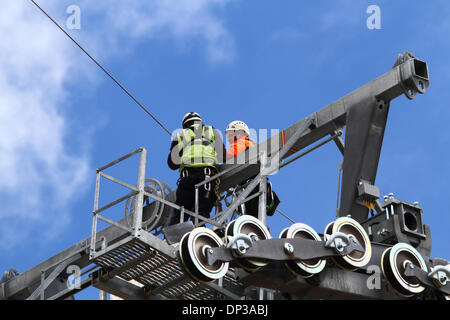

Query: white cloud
left=0, top=0, right=236, bottom=249
left=75, top=0, right=236, bottom=63
left=0, top=1, right=90, bottom=249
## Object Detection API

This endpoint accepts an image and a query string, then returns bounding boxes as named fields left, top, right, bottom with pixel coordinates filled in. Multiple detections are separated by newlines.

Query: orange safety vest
left=227, top=136, right=255, bottom=158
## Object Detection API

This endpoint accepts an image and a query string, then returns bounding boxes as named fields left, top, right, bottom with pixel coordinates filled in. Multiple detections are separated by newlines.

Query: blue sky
left=0, top=0, right=449, bottom=300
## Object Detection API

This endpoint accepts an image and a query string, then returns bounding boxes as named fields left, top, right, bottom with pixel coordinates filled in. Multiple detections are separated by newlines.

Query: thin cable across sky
left=29, top=0, right=172, bottom=136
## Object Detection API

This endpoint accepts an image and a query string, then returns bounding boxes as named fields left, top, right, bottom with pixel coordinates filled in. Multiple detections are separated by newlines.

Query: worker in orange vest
left=225, top=121, right=255, bottom=159
left=225, top=121, right=279, bottom=218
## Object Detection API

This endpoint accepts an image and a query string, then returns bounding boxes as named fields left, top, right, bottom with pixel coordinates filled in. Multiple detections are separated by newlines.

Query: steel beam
left=217, top=53, right=429, bottom=224
left=27, top=253, right=82, bottom=300
left=239, top=263, right=401, bottom=300
left=91, top=270, right=164, bottom=300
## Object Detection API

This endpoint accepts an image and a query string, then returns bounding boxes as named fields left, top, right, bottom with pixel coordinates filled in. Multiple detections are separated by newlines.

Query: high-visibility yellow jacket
left=176, top=125, right=218, bottom=170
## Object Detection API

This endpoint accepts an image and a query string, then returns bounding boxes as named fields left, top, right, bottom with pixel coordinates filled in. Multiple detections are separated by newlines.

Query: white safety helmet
left=226, top=120, right=250, bottom=136
left=182, top=112, right=202, bottom=128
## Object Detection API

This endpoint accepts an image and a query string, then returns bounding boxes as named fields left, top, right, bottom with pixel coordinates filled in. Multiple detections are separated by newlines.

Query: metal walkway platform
left=91, top=232, right=243, bottom=300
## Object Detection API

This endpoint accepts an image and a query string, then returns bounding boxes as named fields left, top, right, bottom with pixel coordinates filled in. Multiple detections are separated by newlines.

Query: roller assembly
left=324, top=217, right=372, bottom=271
left=178, top=217, right=372, bottom=283
left=380, top=243, right=450, bottom=297
left=279, top=223, right=326, bottom=278
left=179, top=227, right=229, bottom=282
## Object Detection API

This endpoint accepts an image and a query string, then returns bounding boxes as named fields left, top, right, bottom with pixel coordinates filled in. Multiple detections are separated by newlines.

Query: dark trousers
left=242, top=187, right=260, bottom=218
left=168, top=167, right=218, bottom=226
left=238, top=179, right=279, bottom=218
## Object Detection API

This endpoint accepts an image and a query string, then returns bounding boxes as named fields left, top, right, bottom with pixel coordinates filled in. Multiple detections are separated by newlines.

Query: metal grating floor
left=92, top=236, right=242, bottom=300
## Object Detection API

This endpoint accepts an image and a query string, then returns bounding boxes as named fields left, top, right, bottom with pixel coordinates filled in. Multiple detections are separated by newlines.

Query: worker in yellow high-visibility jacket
left=167, top=112, right=226, bottom=226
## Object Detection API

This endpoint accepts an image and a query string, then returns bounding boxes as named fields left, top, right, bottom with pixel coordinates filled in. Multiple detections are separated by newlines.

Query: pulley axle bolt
left=434, top=271, right=448, bottom=285
left=334, top=238, right=345, bottom=252
left=201, top=245, right=212, bottom=257
left=284, top=243, right=294, bottom=255
left=403, top=260, right=413, bottom=270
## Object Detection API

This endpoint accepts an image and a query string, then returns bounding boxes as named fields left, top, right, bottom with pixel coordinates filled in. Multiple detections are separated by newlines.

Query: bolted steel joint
left=236, top=240, right=248, bottom=254
left=324, top=232, right=364, bottom=256
left=334, top=238, right=345, bottom=253
left=438, top=272, right=448, bottom=285
left=227, top=234, right=253, bottom=256
left=283, top=242, right=294, bottom=255
left=429, top=265, right=450, bottom=287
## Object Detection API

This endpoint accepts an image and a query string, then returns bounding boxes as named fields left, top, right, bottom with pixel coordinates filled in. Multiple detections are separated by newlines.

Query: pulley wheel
left=280, top=223, right=326, bottom=278
left=179, top=227, right=229, bottom=282
left=324, top=221, right=334, bottom=237
left=278, top=227, right=289, bottom=239
left=381, top=243, right=427, bottom=297
left=325, top=217, right=372, bottom=271
left=225, top=215, right=271, bottom=271
left=125, top=178, right=173, bottom=233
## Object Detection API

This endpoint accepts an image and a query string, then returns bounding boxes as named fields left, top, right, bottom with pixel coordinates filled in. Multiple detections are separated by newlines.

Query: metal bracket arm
left=206, top=237, right=365, bottom=266
left=404, top=263, right=450, bottom=295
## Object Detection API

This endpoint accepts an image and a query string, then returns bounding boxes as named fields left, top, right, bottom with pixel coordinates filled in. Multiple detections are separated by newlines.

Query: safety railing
left=89, top=147, right=231, bottom=260
left=90, top=147, right=147, bottom=260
